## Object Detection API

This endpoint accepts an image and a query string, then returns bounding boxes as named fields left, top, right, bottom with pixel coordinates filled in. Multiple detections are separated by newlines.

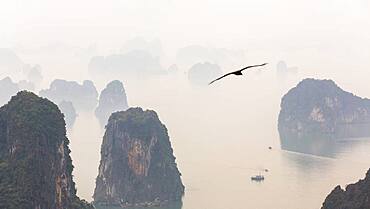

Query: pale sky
left=1, top=0, right=369, bottom=84
left=1, top=0, right=369, bottom=47
left=1, top=0, right=370, bottom=202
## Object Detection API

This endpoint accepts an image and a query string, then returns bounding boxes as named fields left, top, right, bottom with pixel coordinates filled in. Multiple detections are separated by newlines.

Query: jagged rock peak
left=94, top=107, right=184, bottom=207
left=278, top=78, right=370, bottom=137
left=95, top=80, right=128, bottom=127
left=322, top=169, right=370, bottom=209
left=0, top=91, right=93, bottom=209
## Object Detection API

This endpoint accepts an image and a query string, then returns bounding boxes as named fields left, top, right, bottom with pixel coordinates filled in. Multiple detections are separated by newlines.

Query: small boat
left=251, top=174, right=265, bottom=181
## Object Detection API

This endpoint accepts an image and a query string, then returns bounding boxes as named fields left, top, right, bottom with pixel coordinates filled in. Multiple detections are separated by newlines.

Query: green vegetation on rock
left=94, top=107, right=184, bottom=207
left=279, top=78, right=370, bottom=137
left=0, top=91, right=93, bottom=209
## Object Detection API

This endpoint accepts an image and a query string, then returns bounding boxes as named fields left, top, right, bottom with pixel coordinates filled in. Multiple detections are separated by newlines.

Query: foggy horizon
left=1, top=1, right=370, bottom=209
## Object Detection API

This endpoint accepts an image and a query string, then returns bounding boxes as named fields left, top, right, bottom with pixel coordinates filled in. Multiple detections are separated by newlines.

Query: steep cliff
left=278, top=78, right=370, bottom=138
left=0, top=91, right=93, bottom=209
left=95, top=80, right=129, bottom=127
left=322, top=169, right=370, bottom=209
left=94, top=107, right=184, bottom=207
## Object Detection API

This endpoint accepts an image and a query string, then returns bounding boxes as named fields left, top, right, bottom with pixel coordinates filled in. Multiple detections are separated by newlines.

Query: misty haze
left=1, top=0, right=370, bottom=209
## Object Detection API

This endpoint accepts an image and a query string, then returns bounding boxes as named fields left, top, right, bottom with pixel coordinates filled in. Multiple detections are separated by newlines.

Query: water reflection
left=94, top=201, right=183, bottom=209
left=334, top=123, right=370, bottom=139
left=279, top=123, right=370, bottom=158
left=279, top=131, right=337, bottom=157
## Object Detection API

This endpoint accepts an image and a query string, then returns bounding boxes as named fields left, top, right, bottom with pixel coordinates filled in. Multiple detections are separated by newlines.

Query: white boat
left=251, top=174, right=265, bottom=181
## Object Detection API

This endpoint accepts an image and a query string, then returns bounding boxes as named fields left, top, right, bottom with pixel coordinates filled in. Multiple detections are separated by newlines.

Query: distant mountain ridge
left=39, top=79, right=98, bottom=112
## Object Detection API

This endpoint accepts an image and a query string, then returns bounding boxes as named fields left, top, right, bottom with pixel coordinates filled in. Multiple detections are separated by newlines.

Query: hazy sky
left=1, top=1, right=370, bottom=205
left=1, top=0, right=370, bottom=87
left=1, top=0, right=369, bottom=48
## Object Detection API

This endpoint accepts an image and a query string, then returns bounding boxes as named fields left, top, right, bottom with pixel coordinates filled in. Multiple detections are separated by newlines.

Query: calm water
left=68, top=72, right=370, bottom=209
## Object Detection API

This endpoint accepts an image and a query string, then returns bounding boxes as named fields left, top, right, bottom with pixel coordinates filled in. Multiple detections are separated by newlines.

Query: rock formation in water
left=88, top=50, right=165, bottom=79
left=188, top=62, right=222, bottom=86
left=39, top=79, right=98, bottom=111
left=95, top=80, right=129, bottom=127
left=278, top=78, right=370, bottom=139
left=0, top=77, right=19, bottom=106
left=0, top=91, right=93, bottom=209
left=322, top=169, right=370, bottom=209
left=59, top=100, right=78, bottom=129
left=94, top=107, right=184, bottom=207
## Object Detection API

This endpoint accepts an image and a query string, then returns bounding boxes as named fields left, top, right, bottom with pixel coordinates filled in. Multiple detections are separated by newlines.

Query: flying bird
left=208, top=63, right=268, bottom=85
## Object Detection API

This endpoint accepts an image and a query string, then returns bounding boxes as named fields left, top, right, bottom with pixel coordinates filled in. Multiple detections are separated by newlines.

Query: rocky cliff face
left=322, top=169, right=370, bottom=209
left=95, top=80, right=128, bottom=127
left=0, top=91, right=93, bottom=209
left=278, top=78, right=370, bottom=138
left=94, top=107, right=184, bottom=207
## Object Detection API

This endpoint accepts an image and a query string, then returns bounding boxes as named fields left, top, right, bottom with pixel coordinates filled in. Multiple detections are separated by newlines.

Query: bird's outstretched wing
left=239, top=63, right=268, bottom=72
left=208, top=63, right=268, bottom=85
left=208, top=72, right=233, bottom=85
